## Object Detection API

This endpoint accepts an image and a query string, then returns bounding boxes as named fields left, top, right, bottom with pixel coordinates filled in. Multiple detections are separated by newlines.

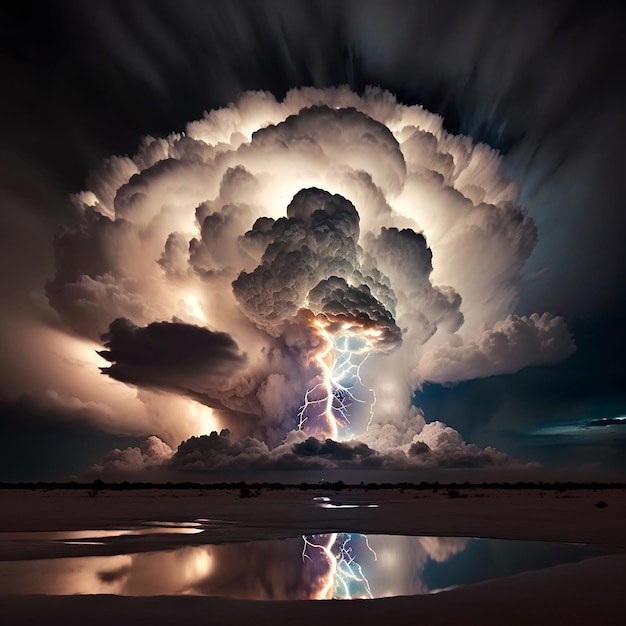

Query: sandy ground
left=1, top=487, right=625, bottom=624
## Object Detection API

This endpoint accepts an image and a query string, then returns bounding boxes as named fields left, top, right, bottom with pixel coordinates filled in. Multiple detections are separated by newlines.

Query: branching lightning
left=302, top=533, right=377, bottom=600
left=297, top=318, right=377, bottom=440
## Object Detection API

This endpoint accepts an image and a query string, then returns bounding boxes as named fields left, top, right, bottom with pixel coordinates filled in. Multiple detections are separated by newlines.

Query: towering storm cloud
left=44, top=87, right=574, bottom=472
left=233, top=187, right=400, bottom=349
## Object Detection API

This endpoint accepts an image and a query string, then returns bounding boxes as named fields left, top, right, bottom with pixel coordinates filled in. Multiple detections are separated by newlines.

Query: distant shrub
left=594, top=500, right=608, bottom=508
left=447, top=489, right=460, bottom=499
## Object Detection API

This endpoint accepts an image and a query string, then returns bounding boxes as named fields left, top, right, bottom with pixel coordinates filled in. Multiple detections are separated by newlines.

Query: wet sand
left=1, top=487, right=625, bottom=624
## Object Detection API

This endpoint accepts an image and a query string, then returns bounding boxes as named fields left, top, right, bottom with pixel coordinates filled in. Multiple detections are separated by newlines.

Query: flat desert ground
left=1, top=487, right=625, bottom=625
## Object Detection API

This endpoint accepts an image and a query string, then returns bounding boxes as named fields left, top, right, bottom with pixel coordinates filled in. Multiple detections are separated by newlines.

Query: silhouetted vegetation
left=0, top=480, right=624, bottom=492
left=594, top=500, right=608, bottom=508
left=239, top=487, right=262, bottom=498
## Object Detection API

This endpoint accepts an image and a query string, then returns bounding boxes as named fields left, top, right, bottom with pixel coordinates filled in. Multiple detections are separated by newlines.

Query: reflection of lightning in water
left=298, top=319, right=377, bottom=440
left=302, top=533, right=377, bottom=600
left=302, top=532, right=338, bottom=599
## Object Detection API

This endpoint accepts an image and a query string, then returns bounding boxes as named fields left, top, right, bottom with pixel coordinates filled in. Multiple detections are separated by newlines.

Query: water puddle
left=0, top=532, right=605, bottom=599
left=317, top=503, right=379, bottom=509
left=313, top=496, right=379, bottom=509
left=0, top=520, right=211, bottom=545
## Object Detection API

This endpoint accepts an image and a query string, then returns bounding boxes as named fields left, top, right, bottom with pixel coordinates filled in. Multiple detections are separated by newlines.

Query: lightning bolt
left=298, top=318, right=377, bottom=440
left=302, top=533, right=377, bottom=600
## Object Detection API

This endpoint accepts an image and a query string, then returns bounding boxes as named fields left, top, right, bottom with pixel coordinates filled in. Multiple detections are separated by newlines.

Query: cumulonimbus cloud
left=95, top=424, right=510, bottom=474
left=42, top=86, right=574, bottom=472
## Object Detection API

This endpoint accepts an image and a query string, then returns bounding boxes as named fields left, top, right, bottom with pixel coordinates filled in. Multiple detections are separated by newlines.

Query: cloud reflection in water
left=0, top=534, right=602, bottom=599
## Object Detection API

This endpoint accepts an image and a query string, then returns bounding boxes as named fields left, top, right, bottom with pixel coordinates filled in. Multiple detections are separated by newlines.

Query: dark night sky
left=1, top=0, right=625, bottom=480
